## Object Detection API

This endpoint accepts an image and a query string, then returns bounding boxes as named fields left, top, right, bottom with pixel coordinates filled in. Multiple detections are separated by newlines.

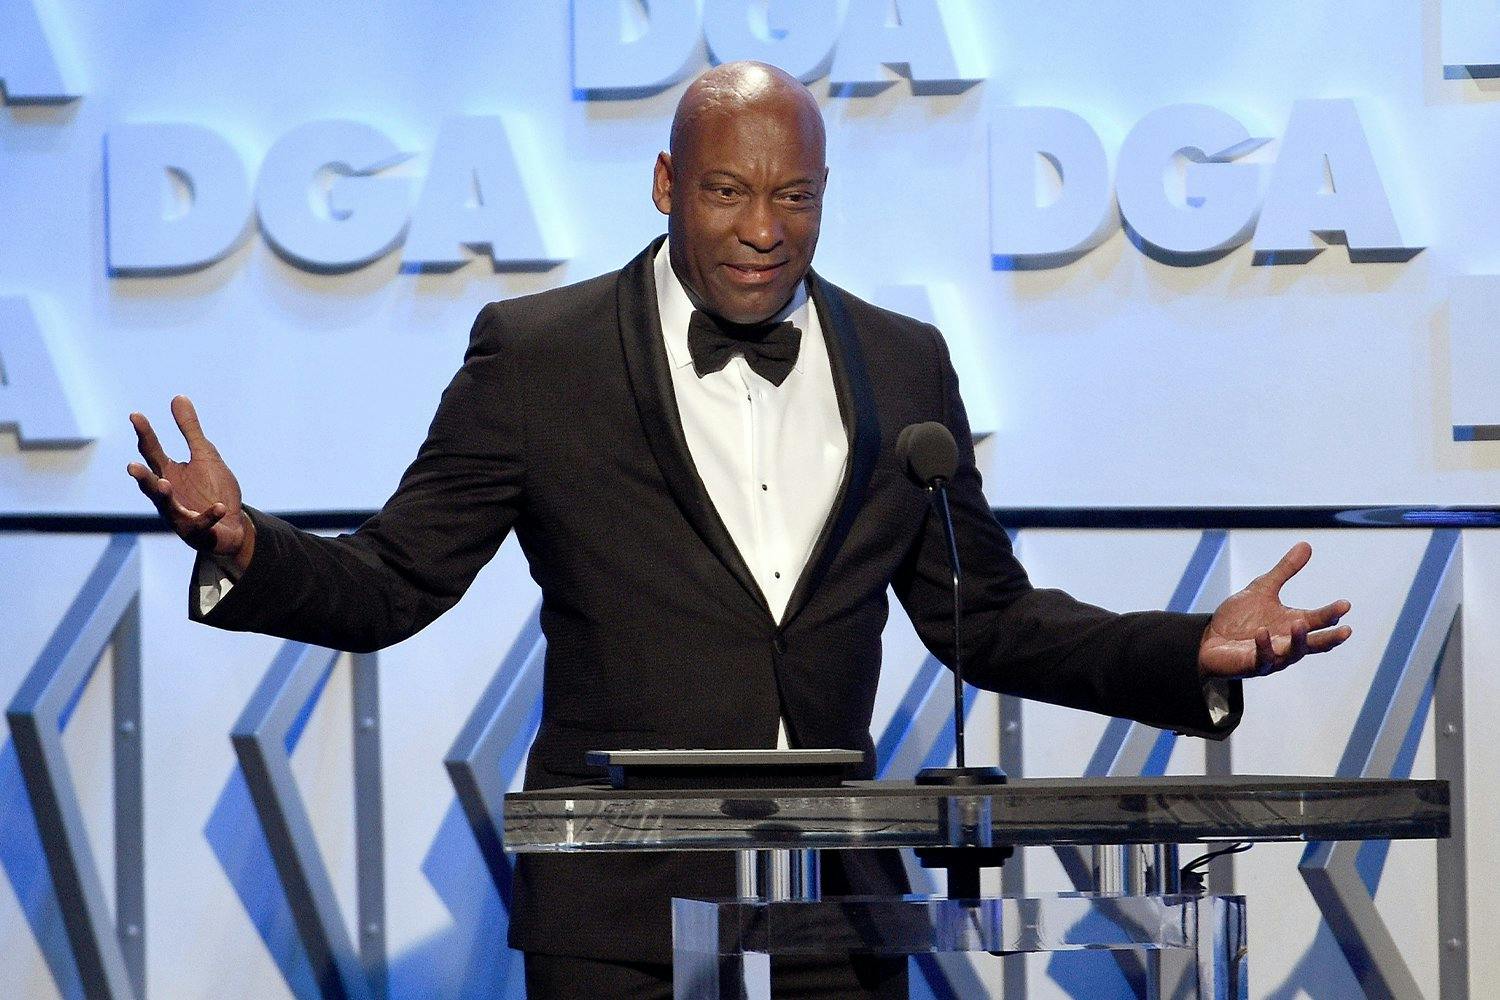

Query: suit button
left=773, top=635, right=788, bottom=654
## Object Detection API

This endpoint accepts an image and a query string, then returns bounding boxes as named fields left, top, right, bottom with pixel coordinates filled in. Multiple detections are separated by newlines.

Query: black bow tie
left=686, top=310, right=802, bottom=387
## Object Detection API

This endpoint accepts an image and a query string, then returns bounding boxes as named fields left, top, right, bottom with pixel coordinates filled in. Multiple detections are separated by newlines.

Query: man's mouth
left=721, top=261, right=787, bottom=286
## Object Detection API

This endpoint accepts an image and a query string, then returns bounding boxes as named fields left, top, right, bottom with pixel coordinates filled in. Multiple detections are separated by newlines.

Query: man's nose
left=737, top=199, right=783, bottom=253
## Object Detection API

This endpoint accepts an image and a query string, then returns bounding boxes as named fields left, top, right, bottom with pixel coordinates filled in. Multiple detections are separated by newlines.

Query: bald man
left=130, top=62, right=1349, bottom=998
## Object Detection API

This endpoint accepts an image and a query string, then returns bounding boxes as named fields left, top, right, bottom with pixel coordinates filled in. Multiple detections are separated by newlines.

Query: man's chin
left=708, top=286, right=796, bottom=325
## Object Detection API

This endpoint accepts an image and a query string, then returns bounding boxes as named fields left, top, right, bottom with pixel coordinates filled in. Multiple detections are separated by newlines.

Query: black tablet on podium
left=584, top=749, right=866, bottom=790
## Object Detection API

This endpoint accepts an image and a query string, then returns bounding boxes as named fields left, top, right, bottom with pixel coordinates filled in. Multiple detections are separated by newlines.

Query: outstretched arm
left=894, top=327, right=1349, bottom=739
left=125, top=303, right=526, bottom=652
left=891, top=328, right=1227, bottom=735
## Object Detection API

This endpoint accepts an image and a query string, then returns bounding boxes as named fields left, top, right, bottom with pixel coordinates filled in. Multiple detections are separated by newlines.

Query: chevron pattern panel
left=0, top=528, right=1476, bottom=998
left=5, top=536, right=143, bottom=999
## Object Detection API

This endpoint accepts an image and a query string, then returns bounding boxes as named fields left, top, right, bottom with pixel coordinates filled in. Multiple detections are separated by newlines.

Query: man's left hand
left=1198, top=541, right=1352, bottom=679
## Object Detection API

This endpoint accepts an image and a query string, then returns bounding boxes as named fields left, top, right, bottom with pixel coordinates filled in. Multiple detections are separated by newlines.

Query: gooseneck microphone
left=895, top=423, right=967, bottom=766
left=896, top=424, right=1010, bottom=797
left=897, top=422, right=1009, bottom=901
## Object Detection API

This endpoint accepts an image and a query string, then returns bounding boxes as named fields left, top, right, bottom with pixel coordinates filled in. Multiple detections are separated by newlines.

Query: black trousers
left=524, top=951, right=909, bottom=999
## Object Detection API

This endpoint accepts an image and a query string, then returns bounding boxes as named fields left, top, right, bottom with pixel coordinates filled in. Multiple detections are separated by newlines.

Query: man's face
left=653, top=103, right=827, bottom=325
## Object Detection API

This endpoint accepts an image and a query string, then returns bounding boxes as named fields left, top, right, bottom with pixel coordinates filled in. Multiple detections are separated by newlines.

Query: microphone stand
left=935, top=482, right=969, bottom=769
left=913, top=476, right=1011, bottom=900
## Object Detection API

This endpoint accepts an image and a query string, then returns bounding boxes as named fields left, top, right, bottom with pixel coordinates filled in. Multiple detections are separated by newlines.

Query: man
left=128, top=63, right=1350, bottom=998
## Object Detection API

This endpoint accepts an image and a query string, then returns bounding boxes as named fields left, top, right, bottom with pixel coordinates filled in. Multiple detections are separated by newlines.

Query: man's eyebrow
left=698, top=170, right=821, bottom=188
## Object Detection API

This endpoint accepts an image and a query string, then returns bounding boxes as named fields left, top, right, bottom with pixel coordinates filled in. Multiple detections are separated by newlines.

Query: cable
left=1179, top=842, right=1252, bottom=894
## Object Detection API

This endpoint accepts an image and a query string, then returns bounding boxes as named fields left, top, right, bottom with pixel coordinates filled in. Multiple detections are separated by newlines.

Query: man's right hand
left=127, top=395, right=256, bottom=577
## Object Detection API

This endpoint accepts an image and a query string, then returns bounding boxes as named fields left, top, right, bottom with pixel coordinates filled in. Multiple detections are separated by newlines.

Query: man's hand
left=1199, top=541, right=1351, bottom=679
left=126, top=395, right=255, bottom=576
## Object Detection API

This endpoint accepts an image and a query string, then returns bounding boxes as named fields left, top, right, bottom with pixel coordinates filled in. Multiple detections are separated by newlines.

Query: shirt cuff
left=195, top=557, right=236, bottom=615
left=1203, top=678, right=1230, bottom=726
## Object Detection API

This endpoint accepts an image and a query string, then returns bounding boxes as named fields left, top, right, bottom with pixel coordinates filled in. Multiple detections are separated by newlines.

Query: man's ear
left=652, top=152, right=673, bottom=215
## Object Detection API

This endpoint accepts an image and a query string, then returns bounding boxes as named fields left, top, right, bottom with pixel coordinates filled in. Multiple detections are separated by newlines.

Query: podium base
left=914, top=765, right=1008, bottom=786
left=673, top=892, right=1248, bottom=1000
left=913, top=766, right=1011, bottom=897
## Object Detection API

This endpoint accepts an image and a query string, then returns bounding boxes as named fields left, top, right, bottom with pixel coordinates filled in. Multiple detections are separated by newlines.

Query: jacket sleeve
left=889, top=327, right=1240, bottom=739
left=189, top=303, right=527, bottom=653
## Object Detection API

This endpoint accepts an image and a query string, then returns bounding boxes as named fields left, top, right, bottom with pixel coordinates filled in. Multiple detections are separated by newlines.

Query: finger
left=127, top=461, right=165, bottom=493
left=1305, top=624, right=1353, bottom=654
left=147, top=475, right=179, bottom=509
left=1254, top=541, right=1312, bottom=593
left=127, top=463, right=170, bottom=511
left=1287, top=622, right=1310, bottom=663
left=129, top=412, right=172, bottom=474
left=155, top=479, right=201, bottom=518
left=180, top=501, right=227, bottom=536
left=137, top=470, right=223, bottom=544
left=1254, top=627, right=1275, bottom=670
left=155, top=480, right=215, bottom=531
left=1298, top=599, right=1351, bottom=629
left=131, top=472, right=197, bottom=536
left=154, top=478, right=197, bottom=517
left=171, top=395, right=213, bottom=456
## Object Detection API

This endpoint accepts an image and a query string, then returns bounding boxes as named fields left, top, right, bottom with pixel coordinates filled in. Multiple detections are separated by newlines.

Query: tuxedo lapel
left=615, top=238, right=773, bottom=619
left=781, top=272, right=881, bottom=626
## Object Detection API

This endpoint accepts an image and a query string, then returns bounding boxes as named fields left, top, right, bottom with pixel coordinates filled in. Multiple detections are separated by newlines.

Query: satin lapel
left=615, top=237, right=773, bottom=619
left=782, top=272, right=882, bottom=626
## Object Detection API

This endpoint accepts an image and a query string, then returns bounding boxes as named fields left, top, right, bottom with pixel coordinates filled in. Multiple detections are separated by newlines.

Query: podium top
left=502, top=775, right=1447, bottom=853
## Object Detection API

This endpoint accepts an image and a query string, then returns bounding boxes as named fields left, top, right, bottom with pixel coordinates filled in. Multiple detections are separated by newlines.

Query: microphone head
left=896, top=421, right=958, bottom=486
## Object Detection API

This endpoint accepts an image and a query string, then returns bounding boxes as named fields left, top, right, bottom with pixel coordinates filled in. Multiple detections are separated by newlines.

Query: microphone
left=896, top=423, right=1005, bottom=787
left=897, top=421, right=958, bottom=488
left=898, top=422, right=1008, bottom=901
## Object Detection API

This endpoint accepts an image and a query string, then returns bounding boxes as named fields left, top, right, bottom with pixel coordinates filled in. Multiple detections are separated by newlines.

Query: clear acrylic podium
left=504, top=776, right=1448, bottom=998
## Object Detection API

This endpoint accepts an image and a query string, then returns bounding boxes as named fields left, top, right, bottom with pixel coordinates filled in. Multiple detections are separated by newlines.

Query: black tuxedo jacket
left=196, top=237, right=1239, bottom=962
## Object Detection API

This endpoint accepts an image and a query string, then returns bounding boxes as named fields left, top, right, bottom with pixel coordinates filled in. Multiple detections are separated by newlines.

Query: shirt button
left=761, top=484, right=768, bottom=491
left=774, top=571, right=781, bottom=579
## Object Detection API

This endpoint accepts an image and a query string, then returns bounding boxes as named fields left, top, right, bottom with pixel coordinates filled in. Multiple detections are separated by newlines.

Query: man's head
left=652, top=61, right=828, bottom=325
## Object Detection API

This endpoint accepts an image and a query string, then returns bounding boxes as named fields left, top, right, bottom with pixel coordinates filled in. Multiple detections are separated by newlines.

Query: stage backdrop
left=2, top=2, right=1497, bottom=998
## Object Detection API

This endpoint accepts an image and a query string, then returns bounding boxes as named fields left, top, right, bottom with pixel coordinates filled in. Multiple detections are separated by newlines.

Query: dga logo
left=572, top=0, right=981, bottom=96
left=104, top=117, right=565, bottom=276
left=989, top=100, right=1422, bottom=269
